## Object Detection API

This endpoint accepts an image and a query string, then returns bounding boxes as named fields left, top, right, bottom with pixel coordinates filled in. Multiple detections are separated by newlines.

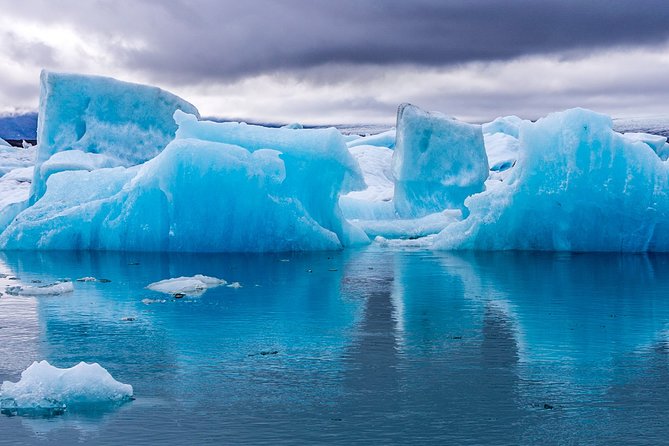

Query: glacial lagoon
left=1, top=247, right=668, bottom=445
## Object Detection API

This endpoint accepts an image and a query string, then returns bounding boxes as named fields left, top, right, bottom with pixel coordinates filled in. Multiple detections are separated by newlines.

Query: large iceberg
left=392, top=104, right=489, bottom=218
left=32, top=70, right=199, bottom=200
left=0, top=111, right=368, bottom=251
left=0, top=360, right=133, bottom=414
left=435, top=108, right=669, bottom=252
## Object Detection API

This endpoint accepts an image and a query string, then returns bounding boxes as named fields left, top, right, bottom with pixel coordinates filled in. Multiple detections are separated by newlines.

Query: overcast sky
left=1, top=0, right=669, bottom=124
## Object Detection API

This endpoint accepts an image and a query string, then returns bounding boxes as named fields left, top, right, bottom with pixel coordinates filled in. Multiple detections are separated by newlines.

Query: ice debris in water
left=5, top=280, right=74, bottom=296
left=0, top=360, right=133, bottom=415
left=146, top=274, right=227, bottom=296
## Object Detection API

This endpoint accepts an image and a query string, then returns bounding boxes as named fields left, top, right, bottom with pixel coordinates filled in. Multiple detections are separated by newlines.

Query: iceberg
left=32, top=70, right=199, bottom=200
left=0, top=360, right=133, bottom=414
left=147, top=274, right=226, bottom=296
left=0, top=137, right=10, bottom=147
left=435, top=108, right=669, bottom=252
left=392, top=104, right=489, bottom=218
left=0, top=113, right=368, bottom=251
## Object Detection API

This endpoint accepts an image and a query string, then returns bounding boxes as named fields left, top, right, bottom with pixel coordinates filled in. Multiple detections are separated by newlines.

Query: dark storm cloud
left=4, top=0, right=669, bottom=84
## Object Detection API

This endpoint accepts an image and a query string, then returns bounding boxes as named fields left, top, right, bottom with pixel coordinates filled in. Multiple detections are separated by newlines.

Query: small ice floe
left=141, top=298, right=166, bottom=305
left=76, top=277, right=97, bottom=282
left=146, top=274, right=227, bottom=296
left=0, top=360, right=133, bottom=416
left=226, top=282, right=242, bottom=289
left=5, top=281, right=74, bottom=297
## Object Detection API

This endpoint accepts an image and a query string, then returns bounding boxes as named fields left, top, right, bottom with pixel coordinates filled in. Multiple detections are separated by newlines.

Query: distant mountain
left=0, top=112, right=38, bottom=140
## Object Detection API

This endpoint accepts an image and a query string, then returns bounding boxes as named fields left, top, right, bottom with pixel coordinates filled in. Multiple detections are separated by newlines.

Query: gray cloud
left=1, top=0, right=669, bottom=123
left=3, top=0, right=669, bottom=84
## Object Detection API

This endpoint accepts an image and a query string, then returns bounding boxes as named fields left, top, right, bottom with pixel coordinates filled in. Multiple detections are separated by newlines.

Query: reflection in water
left=0, top=249, right=668, bottom=444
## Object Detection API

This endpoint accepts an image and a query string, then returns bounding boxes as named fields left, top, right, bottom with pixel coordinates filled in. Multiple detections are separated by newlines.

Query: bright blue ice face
left=32, top=70, right=199, bottom=201
left=1, top=248, right=669, bottom=444
left=393, top=103, right=489, bottom=218
left=438, top=108, right=669, bottom=251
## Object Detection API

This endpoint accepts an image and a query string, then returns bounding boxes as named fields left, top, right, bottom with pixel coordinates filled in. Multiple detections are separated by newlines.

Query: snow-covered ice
left=0, top=360, right=133, bottom=413
left=0, top=144, right=35, bottom=176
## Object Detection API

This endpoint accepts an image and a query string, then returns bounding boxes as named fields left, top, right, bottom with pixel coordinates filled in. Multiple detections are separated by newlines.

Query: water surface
left=0, top=248, right=668, bottom=444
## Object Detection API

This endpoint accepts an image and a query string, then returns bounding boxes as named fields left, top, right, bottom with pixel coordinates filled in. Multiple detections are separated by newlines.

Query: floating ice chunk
left=435, top=108, right=669, bottom=252
left=0, top=360, right=133, bottom=413
left=482, top=115, right=525, bottom=138
left=141, top=298, right=166, bottom=305
left=9, top=281, right=74, bottom=296
left=226, top=282, right=242, bottom=289
left=0, top=137, right=10, bottom=147
left=147, top=275, right=226, bottom=296
left=346, top=129, right=396, bottom=149
left=392, top=104, right=489, bottom=218
left=32, top=70, right=199, bottom=200
left=76, top=277, right=97, bottom=282
left=621, top=132, right=669, bottom=160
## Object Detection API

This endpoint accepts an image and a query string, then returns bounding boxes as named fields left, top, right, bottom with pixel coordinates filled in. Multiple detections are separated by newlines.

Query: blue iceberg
left=32, top=70, right=199, bottom=201
left=435, top=108, right=669, bottom=252
left=392, top=103, right=489, bottom=218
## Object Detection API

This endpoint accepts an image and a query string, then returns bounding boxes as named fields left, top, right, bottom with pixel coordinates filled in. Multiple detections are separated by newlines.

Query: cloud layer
left=1, top=0, right=668, bottom=123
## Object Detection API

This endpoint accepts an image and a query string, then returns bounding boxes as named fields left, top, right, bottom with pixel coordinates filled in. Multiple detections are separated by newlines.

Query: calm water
left=0, top=247, right=668, bottom=445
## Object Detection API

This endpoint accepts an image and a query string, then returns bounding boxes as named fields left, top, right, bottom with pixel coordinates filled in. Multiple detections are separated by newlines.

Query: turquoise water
left=1, top=248, right=668, bottom=444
